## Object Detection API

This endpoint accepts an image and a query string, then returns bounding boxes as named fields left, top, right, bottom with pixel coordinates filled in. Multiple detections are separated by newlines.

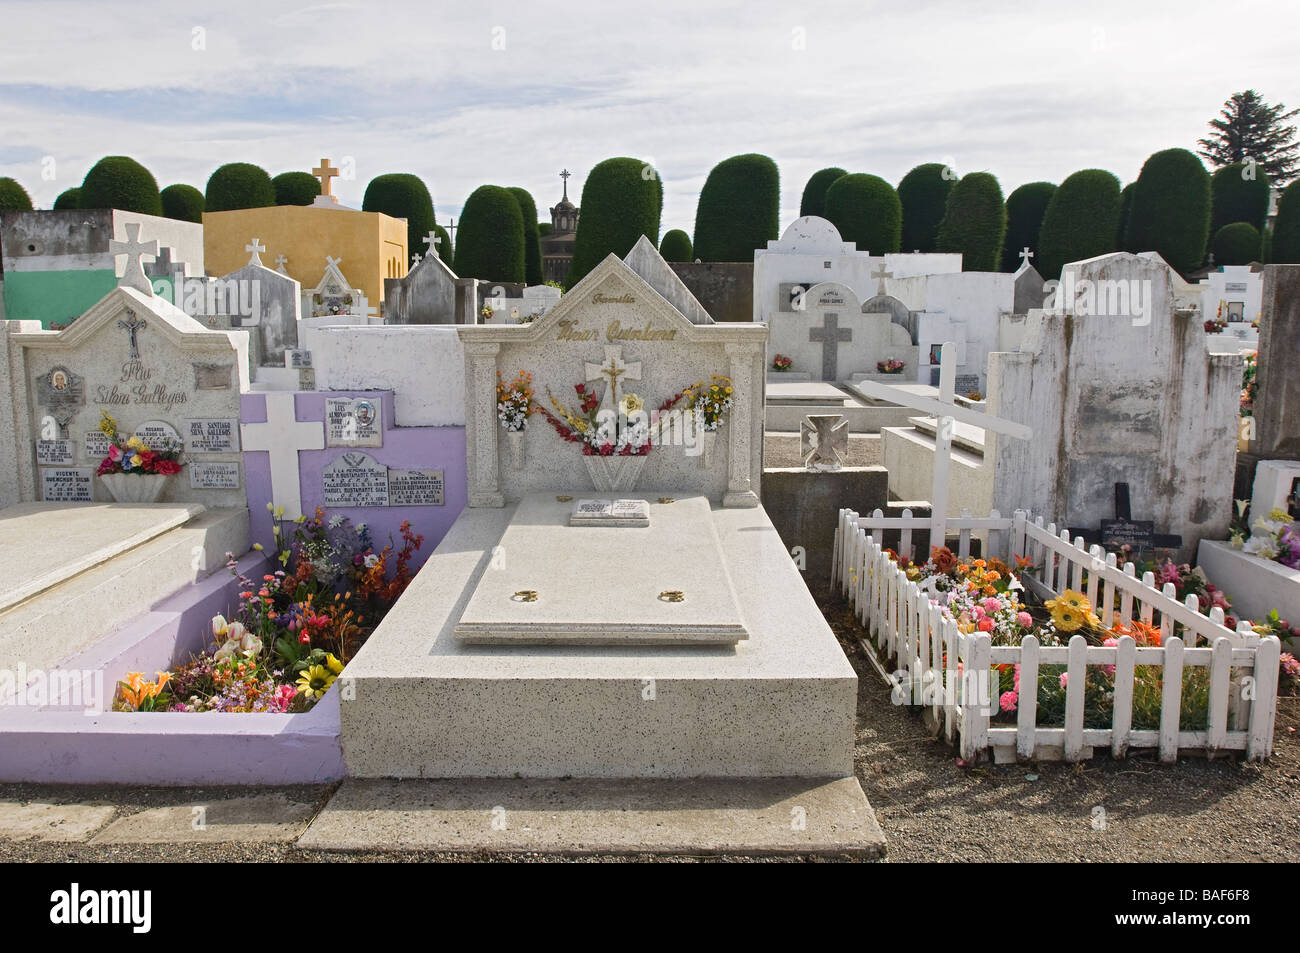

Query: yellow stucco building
left=202, top=162, right=409, bottom=308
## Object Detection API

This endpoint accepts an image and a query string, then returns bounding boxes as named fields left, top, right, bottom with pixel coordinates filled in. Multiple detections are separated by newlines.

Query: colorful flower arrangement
left=1241, top=350, right=1257, bottom=417
left=1237, top=508, right=1300, bottom=570
left=536, top=380, right=686, bottom=456
left=1205, top=317, right=1228, bottom=334
left=772, top=354, right=793, bottom=372
left=115, top=509, right=423, bottom=713
left=480, top=305, right=495, bottom=321
left=877, top=358, right=905, bottom=374
left=682, top=376, right=734, bottom=432
left=94, top=411, right=183, bottom=477
left=497, top=370, right=536, bottom=432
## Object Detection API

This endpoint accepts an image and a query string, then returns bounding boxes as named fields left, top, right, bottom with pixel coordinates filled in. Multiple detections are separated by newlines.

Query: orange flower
left=1111, top=619, right=1163, bottom=647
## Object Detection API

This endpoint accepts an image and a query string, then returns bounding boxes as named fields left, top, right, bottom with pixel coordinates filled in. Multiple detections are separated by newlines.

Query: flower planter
left=100, top=473, right=168, bottom=503
left=505, top=429, right=527, bottom=471
left=583, top=453, right=648, bottom=492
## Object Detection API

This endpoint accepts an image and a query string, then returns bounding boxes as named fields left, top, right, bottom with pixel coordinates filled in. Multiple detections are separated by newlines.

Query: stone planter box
left=1198, top=539, right=1300, bottom=648
left=0, top=549, right=344, bottom=785
left=100, top=473, right=169, bottom=503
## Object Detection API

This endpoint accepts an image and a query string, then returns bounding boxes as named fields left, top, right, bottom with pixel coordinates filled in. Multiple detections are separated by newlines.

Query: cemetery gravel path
left=1, top=593, right=1297, bottom=863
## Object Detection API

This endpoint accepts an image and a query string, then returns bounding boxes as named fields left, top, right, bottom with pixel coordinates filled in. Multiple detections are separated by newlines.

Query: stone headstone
left=41, top=466, right=94, bottom=502
left=216, top=260, right=302, bottom=369
left=384, top=252, right=459, bottom=325
left=184, top=418, right=240, bottom=453
left=1253, top=265, right=1300, bottom=461
left=768, top=282, right=917, bottom=382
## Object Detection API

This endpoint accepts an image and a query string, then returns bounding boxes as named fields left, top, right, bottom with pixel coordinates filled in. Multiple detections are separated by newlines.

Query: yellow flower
left=126, top=437, right=144, bottom=451
left=252, top=542, right=264, bottom=551
left=1045, top=589, right=1099, bottom=631
left=296, top=664, right=337, bottom=700
left=98, top=411, right=117, bottom=436
left=130, top=453, right=143, bottom=467
left=326, top=653, right=344, bottom=676
left=619, top=393, right=644, bottom=415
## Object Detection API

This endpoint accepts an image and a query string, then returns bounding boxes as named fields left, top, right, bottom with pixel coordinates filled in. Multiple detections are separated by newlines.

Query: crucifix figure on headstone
left=108, top=222, right=158, bottom=295
left=1018, top=246, right=1034, bottom=267
left=584, top=345, right=642, bottom=418
left=809, top=313, right=851, bottom=381
left=246, top=237, right=266, bottom=267
left=313, top=158, right=339, bottom=197
left=117, top=310, right=147, bottom=361
left=422, top=230, right=442, bottom=258
left=853, top=343, right=1034, bottom=552
left=870, top=262, right=893, bottom=296
left=274, top=254, right=288, bottom=273
left=239, top=392, right=325, bottom=522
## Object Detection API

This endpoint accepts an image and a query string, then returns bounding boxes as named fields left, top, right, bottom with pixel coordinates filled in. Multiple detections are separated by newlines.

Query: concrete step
left=0, top=506, right=249, bottom=675
left=297, top=776, right=886, bottom=859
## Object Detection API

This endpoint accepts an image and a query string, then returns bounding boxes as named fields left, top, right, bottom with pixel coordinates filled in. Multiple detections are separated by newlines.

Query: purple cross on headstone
left=809, top=313, right=851, bottom=380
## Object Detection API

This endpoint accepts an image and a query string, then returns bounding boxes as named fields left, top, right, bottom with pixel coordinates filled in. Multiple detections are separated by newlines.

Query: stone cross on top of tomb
left=870, top=262, right=893, bottom=296
left=275, top=254, right=288, bottom=273
left=1019, top=246, right=1034, bottom=267
left=109, top=223, right=158, bottom=295
left=246, top=237, right=266, bottom=267
left=313, top=158, right=340, bottom=196
left=853, top=343, right=1033, bottom=552
left=423, top=231, right=442, bottom=258
left=584, top=346, right=642, bottom=418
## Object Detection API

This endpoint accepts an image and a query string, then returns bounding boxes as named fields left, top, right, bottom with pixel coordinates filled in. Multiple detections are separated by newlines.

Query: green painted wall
left=2, top=269, right=117, bottom=328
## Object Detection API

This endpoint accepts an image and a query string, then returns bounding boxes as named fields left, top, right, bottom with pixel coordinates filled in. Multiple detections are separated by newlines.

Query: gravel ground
left=2, top=589, right=1296, bottom=864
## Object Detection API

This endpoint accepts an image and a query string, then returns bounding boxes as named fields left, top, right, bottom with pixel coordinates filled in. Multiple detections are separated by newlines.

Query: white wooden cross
left=109, top=222, right=158, bottom=295
left=852, top=343, right=1033, bottom=552
left=313, top=158, right=339, bottom=196
left=246, top=237, right=266, bottom=267
left=422, top=230, right=442, bottom=258
left=1019, top=246, right=1034, bottom=266
left=584, top=345, right=642, bottom=418
left=357, top=295, right=379, bottom=321
left=274, top=254, right=288, bottom=273
left=239, top=392, right=325, bottom=522
left=871, top=261, right=893, bottom=295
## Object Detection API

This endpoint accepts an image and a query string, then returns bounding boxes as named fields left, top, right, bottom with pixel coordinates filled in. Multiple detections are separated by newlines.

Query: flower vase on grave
left=506, top=428, right=527, bottom=471
left=699, top=428, right=717, bottom=469
left=99, top=473, right=169, bottom=504
left=583, top=453, right=649, bottom=492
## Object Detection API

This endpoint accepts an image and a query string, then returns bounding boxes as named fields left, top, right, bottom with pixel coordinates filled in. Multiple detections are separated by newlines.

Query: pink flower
left=1013, top=664, right=1021, bottom=692
left=1059, top=672, right=1069, bottom=689
left=1017, top=612, right=1033, bottom=629
left=1282, top=653, right=1300, bottom=678
left=999, top=690, right=1018, bottom=712
left=982, top=598, right=1002, bottom=615
left=977, top=618, right=995, bottom=633
left=107, top=444, right=122, bottom=462
left=1102, top=637, right=1118, bottom=676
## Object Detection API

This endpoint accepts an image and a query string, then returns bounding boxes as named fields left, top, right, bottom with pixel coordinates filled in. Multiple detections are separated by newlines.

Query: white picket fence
left=831, top=508, right=1282, bottom=763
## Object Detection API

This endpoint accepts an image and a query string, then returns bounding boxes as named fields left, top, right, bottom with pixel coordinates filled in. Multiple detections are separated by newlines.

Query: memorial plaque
left=41, top=466, right=94, bottom=502
left=36, top=439, right=74, bottom=465
left=568, top=498, right=651, bottom=527
left=133, top=420, right=181, bottom=451
left=190, top=462, right=241, bottom=489
left=185, top=418, right=240, bottom=453
left=35, top=365, right=85, bottom=431
left=322, top=452, right=389, bottom=506
left=389, top=468, right=445, bottom=506
left=84, top=430, right=112, bottom=459
left=326, top=397, right=382, bottom=447
left=285, top=349, right=313, bottom=368
left=955, top=374, right=981, bottom=395
left=193, top=363, right=233, bottom=390
left=1100, top=518, right=1156, bottom=551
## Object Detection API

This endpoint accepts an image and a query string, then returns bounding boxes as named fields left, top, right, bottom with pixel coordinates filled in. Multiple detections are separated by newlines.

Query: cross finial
left=325, top=255, right=342, bottom=269
left=870, top=261, right=893, bottom=296
left=411, top=252, right=422, bottom=267
left=1019, top=246, right=1034, bottom=266
left=274, top=254, right=288, bottom=273
left=246, top=237, right=266, bottom=267
left=447, top=217, right=457, bottom=238
left=422, top=230, right=442, bottom=257
left=560, top=168, right=571, bottom=200
left=109, top=223, right=158, bottom=295
left=313, top=158, right=340, bottom=196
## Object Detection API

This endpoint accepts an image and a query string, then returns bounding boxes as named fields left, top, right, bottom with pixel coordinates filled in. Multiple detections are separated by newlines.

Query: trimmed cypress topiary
left=1211, top=222, right=1262, bottom=266
left=936, top=172, right=1006, bottom=272
left=1123, top=148, right=1211, bottom=274
left=273, top=171, right=321, bottom=206
left=507, top=187, right=544, bottom=285
left=693, top=154, right=780, bottom=261
left=538, top=222, right=552, bottom=237
left=53, top=187, right=80, bottom=210
left=453, top=185, right=525, bottom=282
left=799, top=166, right=847, bottom=219
left=898, top=163, right=956, bottom=252
left=160, top=184, right=205, bottom=223
left=80, top=156, right=161, bottom=215
left=1000, top=181, right=1056, bottom=272
left=363, top=173, right=437, bottom=263
left=1117, top=183, right=1136, bottom=250
left=568, top=157, right=663, bottom=287
left=1035, top=170, right=1122, bottom=280
left=205, top=162, right=275, bottom=212
left=822, top=173, right=902, bottom=254
left=1270, top=181, right=1300, bottom=263
left=0, top=177, right=33, bottom=211
left=1210, top=162, right=1272, bottom=234
left=659, top=229, right=693, bottom=261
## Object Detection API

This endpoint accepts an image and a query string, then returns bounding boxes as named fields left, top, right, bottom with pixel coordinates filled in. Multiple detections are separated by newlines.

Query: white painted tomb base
left=1198, top=539, right=1300, bottom=642
left=340, top=500, right=857, bottom=778
left=765, top=381, right=919, bottom=434
left=455, top=494, right=746, bottom=646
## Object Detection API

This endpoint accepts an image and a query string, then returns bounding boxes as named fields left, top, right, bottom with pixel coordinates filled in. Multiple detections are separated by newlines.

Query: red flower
left=154, top=459, right=182, bottom=475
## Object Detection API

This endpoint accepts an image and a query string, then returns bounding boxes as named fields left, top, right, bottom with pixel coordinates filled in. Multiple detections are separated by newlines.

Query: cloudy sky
left=1, top=0, right=1295, bottom=237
